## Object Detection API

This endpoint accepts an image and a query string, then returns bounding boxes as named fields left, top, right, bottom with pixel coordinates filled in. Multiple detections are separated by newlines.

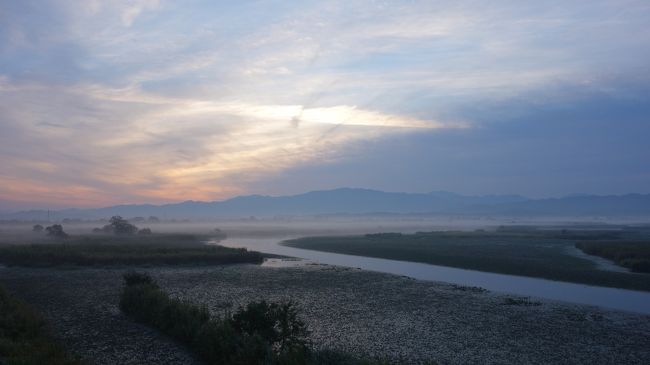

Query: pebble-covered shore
left=1, top=264, right=649, bottom=364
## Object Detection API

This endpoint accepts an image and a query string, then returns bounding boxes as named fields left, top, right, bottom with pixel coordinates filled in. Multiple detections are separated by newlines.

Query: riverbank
left=282, top=232, right=650, bottom=291
left=1, top=264, right=649, bottom=364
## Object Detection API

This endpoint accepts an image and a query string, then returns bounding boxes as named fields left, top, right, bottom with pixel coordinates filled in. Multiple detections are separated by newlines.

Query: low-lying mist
left=2, top=214, right=646, bottom=246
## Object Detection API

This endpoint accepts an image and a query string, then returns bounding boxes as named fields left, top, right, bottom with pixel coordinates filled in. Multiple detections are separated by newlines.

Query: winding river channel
left=210, top=237, right=650, bottom=315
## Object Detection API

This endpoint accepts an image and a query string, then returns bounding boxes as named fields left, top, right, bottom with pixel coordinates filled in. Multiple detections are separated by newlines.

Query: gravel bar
left=1, top=264, right=649, bottom=365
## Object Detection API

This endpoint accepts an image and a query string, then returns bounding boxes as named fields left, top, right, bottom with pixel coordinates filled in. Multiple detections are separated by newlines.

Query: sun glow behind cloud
left=0, top=80, right=455, bottom=207
left=1, top=0, right=649, bottom=208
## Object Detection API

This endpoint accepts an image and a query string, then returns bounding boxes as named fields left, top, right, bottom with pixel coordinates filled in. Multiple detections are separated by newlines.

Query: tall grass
left=576, top=241, right=650, bottom=273
left=0, top=235, right=263, bottom=267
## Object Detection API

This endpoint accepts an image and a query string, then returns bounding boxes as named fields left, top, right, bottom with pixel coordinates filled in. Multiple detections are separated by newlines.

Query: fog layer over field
left=2, top=216, right=647, bottom=243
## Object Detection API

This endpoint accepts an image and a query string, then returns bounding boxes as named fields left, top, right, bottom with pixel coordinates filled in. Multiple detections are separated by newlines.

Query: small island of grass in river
left=282, top=227, right=650, bottom=292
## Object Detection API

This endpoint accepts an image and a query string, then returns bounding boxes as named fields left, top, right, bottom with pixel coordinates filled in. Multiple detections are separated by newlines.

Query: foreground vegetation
left=0, top=285, right=81, bottom=365
left=0, top=234, right=262, bottom=267
left=120, top=272, right=389, bottom=365
left=576, top=241, right=650, bottom=273
left=283, top=228, right=650, bottom=291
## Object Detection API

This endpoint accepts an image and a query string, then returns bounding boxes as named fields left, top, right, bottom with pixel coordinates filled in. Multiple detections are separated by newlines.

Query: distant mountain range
left=3, top=188, right=650, bottom=221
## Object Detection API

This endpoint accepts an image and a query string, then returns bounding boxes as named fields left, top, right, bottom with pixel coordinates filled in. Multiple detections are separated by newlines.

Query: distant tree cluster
left=32, top=223, right=68, bottom=239
left=45, top=224, right=68, bottom=239
left=92, top=216, right=152, bottom=236
left=109, top=216, right=138, bottom=235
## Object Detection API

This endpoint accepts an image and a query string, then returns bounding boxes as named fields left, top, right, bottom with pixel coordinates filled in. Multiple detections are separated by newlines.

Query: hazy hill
left=2, top=188, right=650, bottom=220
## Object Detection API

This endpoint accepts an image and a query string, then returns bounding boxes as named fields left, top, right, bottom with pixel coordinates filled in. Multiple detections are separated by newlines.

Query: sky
left=1, top=0, right=649, bottom=210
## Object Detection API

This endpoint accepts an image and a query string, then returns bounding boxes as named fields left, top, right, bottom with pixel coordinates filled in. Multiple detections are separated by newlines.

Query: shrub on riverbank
left=119, top=272, right=310, bottom=364
left=0, top=284, right=82, bottom=365
left=119, top=272, right=386, bottom=365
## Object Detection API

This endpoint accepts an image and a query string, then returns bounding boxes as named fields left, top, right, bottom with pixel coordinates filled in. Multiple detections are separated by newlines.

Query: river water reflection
left=210, top=237, right=650, bottom=315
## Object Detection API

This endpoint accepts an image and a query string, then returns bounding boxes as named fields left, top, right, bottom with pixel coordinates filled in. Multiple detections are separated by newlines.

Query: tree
left=108, top=216, right=138, bottom=235
left=137, top=228, right=152, bottom=235
left=32, top=224, right=44, bottom=233
left=45, top=224, right=68, bottom=239
left=230, top=300, right=310, bottom=356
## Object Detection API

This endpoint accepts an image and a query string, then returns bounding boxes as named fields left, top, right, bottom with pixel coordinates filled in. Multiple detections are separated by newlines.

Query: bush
left=119, top=272, right=311, bottom=364
left=0, top=285, right=81, bottom=365
left=231, top=300, right=310, bottom=356
left=118, top=273, right=391, bottom=364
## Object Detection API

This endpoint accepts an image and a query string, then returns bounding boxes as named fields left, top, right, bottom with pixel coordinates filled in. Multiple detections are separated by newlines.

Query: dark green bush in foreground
left=119, top=272, right=311, bottom=364
left=119, top=272, right=383, bottom=365
left=0, top=285, right=81, bottom=365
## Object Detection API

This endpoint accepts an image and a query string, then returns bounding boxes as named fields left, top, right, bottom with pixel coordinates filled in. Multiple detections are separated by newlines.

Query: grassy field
left=576, top=241, right=650, bottom=273
left=283, top=228, right=650, bottom=291
left=0, top=284, right=82, bottom=365
left=0, top=234, right=263, bottom=267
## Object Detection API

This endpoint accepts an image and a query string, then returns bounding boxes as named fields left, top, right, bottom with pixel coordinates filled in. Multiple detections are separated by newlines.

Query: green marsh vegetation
left=283, top=226, right=650, bottom=291
left=0, top=233, right=262, bottom=267
left=0, top=284, right=82, bottom=365
left=575, top=241, right=650, bottom=273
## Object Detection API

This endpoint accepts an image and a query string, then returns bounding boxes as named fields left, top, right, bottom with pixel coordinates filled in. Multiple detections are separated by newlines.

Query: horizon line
left=2, top=188, right=650, bottom=213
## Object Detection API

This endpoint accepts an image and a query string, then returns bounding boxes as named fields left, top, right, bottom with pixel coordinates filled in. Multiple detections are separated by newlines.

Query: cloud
left=0, top=80, right=451, bottom=207
left=1, top=0, right=649, bottom=208
left=120, top=0, right=160, bottom=27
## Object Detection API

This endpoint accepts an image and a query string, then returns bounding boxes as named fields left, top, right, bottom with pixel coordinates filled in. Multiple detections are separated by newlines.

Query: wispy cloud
left=1, top=0, right=649, bottom=208
left=0, top=81, right=449, bottom=207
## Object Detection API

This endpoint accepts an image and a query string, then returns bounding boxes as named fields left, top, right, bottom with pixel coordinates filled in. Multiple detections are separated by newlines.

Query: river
left=210, top=237, right=650, bottom=315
